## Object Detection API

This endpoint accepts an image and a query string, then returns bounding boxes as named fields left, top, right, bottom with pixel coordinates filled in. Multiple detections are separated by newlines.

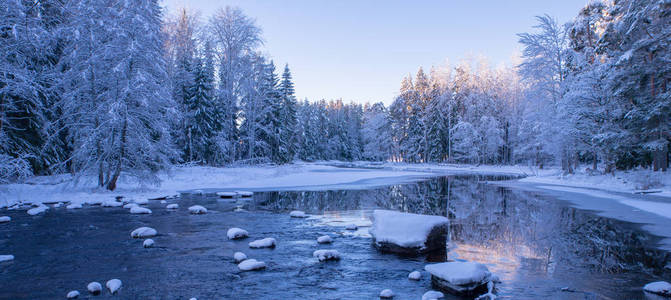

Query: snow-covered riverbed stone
left=27, top=205, right=49, bottom=216
left=408, top=271, right=421, bottom=280
left=101, top=200, right=123, bottom=207
left=313, top=249, right=341, bottom=261
left=249, top=238, right=276, bottom=248
left=0, top=216, right=10, bottom=223
left=188, top=205, right=207, bottom=214
left=87, top=282, right=102, bottom=295
left=424, top=261, right=492, bottom=296
left=130, top=206, right=152, bottom=214
left=143, top=239, right=155, bottom=248
left=644, top=281, right=671, bottom=297
left=227, top=228, right=249, bottom=240
left=379, top=289, right=394, bottom=298
left=66, top=203, right=82, bottom=209
left=234, top=252, right=247, bottom=263
left=66, top=290, right=80, bottom=299
left=166, top=204, right=179, bottom=209
left=237, top=191, right=253, bottom=197
left=123, top=203, right=138, bottom=209
left=345, top=224, right=358, bottom=230
left=421, top=290, right=445, bottom=300
left=0, top=255, right=14, bottom=262
left=289, top=210, right=308, bottom=218
left=238, top=259, right=266, bottom=271
left=317, top=235, right=333, bottom=244
left=106, top=279, right=122, bottom=294
left=131, top=227, right=157, bottom=238
left=370, top=210, right=448, bottom=255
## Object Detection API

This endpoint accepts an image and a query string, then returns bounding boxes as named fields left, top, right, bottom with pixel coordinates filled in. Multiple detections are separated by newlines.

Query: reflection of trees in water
left=253, top=176, right=669, bottom=275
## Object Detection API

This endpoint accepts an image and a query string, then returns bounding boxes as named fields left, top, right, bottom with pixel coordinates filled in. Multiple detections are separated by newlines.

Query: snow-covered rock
left=123, top=203, right=139, bottom=209
left=379, top=289, right=394, bottom=298
left=131, top=227, right=157, bottom=238
left=408, top=271, right=421, bottom=280
left=217, top=191, right=237, bottom=198
left=143, top=239, right=155, bottom=248
left=53, top=202, right=62, bottom=208
left=188, top=205, right=207, bottom=214
left=160, top=200, right=167, bottom=204
left=644, top=281, right=671, bottom=297
left=0, top=255, right=14, bottom=262
left=236, top=191, right=253, bottom=197
left=249, top=238, right=276, bottom=248
left=130, top=206, right=152, bottom=214
left=27, top=205, right=49, bottom=216
left=313, top=249, right=341, bottom=261
left=238, top=259, right=266, bottom=271
left=421, top=290, right=444, bottom=300
left=289, top=210, right=308, bottom=218
left=345, top=224, right=358, bottom=230
left=106, top=279, right=122, bottom=294
left=0, top=216, right=10, bottom=223
left=370, top=210, right=448, bottom=255
left=424, top=261, right=492, bottom=296
left=66, top=203, right=82, bottom=209
left=227, top=228, right=249, bottom=240
left=87, top=282, right=102, bottom=295
left=66, top=290, right=80, bottom=299
left=133, top=198, right=149, bottom=205
left=166, top=204, right=179, bottom=209
left=317, top=235, right=333, bottom=244
left=101, top=200, right=123, bottom=207
left=234, top=252, right=247, bottom=263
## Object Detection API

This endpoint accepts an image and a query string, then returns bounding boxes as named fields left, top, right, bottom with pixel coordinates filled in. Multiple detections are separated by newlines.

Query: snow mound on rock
left=249, top=238, right=276, bottom=248
left=130, top=206, right=152, bottom=214
left=644, top=281, right=671, bottom=296
left=101, top=201, right=123, bottom=207
left=313, top=249, right=340, bottom=261
left=87, top=282, right=102, bottom=295
left=317, top=235, right=332, bottom=244
left=289, top=210, right=308, bottom=218
left=379, top=289, right=394, bottom=298
left=188, top=205, right=207, bottom=214
left=0, top=255, right=14, bottom=262
left=238, top=259, right=266, bottom=271
left=27, top=205, right=49, bottom=216
left=408, top=271, right=421, bottom=280
left=66, top=203, right=82, bottom=209
left=66, top=290, right=80, bottom=299
left=345, top=224, right=358, bottom=230
left=0, top=216, right=10, bottom=223
left=234, top=252, right=247, bottom=263
left=106, top=279, right=122, bottom=294
left=166, top=204, right=179, bottom=209
left=123, top=203, right=139, bottom=209
left=131, top=227, right=157, bottom=238
left=421, top=290, right=444, bottom=300
left=370, top=210, right=447, bottom=249
left=143, top=239, right=155, bottom=248
left=227, top=228, right=249, bottom=240
left=424, top=261, right=491, bottom=286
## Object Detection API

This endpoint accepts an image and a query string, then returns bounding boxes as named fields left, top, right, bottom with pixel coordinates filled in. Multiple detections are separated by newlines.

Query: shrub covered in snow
left=289, top=210, right=308, bottom=218
left=130, top=206, right=152, bottom=214
left=106, top=279, right=122, bottom=294
left=131, top=227, right=157, bottom=238
left=317, top=235, right=333, bottom=244
left=227, top=228, right=249, bottom=240
left=234, top=252, right=247, bottom=263
left=249, top=238, right=276, bottom=248
left=143, top=239, right=155, bottom=248
left=313, top=249, right=340, bottom=262
left=408, top=271, right=421, bottom=280
left=188, top=205, right=207, bottom=214
left=0, top=216, right=10, bottom=223
left=87, top=282, right=102, bottom=295
left=238, top=259, right=266, bottom=271
left=643, top=281, right=671, bottom=297
left=379, top=289, right=394, bottom=298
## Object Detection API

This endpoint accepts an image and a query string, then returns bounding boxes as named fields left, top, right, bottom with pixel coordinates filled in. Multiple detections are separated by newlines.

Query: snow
left=234, top=252, right=247, bottom=263
left=424, top=261, right=492, bottom=286
left=132, top=198, right=149, bottom=205
left=317, top=235, right=332, bottom=244
left=0, top=255, right=14, bottom=262
left=643, top=281, right=671, bottom=296
left=379, top=289, right=394, bottom=298
left=106, top=279, right=122, bottom=294
left=130, top=206, right=152, bottom=214
left=345, top=224, right=358, bottom=230
left=143, top=239, right=154, bottom=248
left=53, top=202, right=62, bottom=208
left=101, top=200, right=123, bottom=207
left=188, top=205, right=207, bottom=214
left=238, top=259, right=266, bottom=271
left=166, top=203, right=179, bottom=209
left=27, top=205, right=49, bottom=216
left=66, top=203, right=82, bottom=209
left=421, top=291, right=444, bottom=300
left=236, top=191, right=253, bottom=197
left=216, top=191, right=237, bottom=197
left=289, top=210, right=308, bottom=218
left=249, top=238, right=276, bottom=248
left=87, top=282, right=102, bottom=294
left=66, top=290, right=79, bottom=299
left=313, top=249, right=340, bottom=261
left=131, top=227, right=157, bottom=238
left=0, top=216, right=10, bottom=223
left=370, top=210, right=448, bottom=249
left=408, top=271, right=421, bottom=280
left=123, top=203, right=139, bottom=209
left=227, top=227, right=249, bottom=240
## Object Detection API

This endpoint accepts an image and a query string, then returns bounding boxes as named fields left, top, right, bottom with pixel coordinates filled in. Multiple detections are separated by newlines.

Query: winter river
left=0, top=174, right=670, bottom=299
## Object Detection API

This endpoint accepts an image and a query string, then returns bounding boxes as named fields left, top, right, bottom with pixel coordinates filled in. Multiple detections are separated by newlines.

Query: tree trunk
left=107, top=118, right=127, bottom=191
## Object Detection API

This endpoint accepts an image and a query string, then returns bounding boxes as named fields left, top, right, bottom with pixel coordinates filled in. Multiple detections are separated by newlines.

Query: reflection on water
left=1, top=175, right=669, bottom=299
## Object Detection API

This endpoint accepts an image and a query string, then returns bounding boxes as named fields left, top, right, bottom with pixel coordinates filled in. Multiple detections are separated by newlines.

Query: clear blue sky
left=161, top=0, right=587, bottom=105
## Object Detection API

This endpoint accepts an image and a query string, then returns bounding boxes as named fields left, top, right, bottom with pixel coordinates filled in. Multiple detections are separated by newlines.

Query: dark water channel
left=0, top=175, right=670, bottom=299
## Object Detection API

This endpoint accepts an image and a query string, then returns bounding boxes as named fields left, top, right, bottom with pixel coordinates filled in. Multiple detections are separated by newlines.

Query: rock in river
left=424, top=261, right=492, bottom=296
left=369, top=210, right=448, bottom=255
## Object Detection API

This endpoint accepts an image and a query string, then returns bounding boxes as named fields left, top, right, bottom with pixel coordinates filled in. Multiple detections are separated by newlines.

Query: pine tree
left=279, top=64, right=299, bottom=163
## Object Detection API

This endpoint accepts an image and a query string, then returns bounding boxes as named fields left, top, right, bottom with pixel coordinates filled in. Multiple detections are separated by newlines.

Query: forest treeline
left=1, top=0, right=669, bottom=188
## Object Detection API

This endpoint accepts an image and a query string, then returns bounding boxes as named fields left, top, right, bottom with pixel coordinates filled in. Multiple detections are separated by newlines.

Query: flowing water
left=0, top=175, right=669, bottom=299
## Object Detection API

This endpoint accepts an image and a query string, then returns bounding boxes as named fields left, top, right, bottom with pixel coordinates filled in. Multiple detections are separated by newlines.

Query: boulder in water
left=379, top=289, right=394, bottom=298
left=313, top=249, right=340, bottom=262
left=87, top=282, right=102, bottom=295
left=234, top=252, right=247, bottom=263
left=424, top=261, right=492, bottom=296
left=0, top=216, right=10, bottom=223
left=370, top=210, right=447, bottom=255
left=289, top=210, right=308, bottom=218
left=188, top=205, right=207, bottom=214
left=408, top=271, right=421, bottom=280
left=143, top=239, right=155, bottom=248
left=238, top=259, right=266, bottom=271
left=317, top=235, right=333, bottom=244
left=227, top=228, right=249, bottom=240
left=106, top=279, right=122, bottom=294
left=644, top=281, right=671, bottom=297
left=249, top=238, right=276, bottom=249
left=66, top=290, right=80, bottom=299
left=421, top=290, right=444, bottom=300
left=130, top=206, right=152, bottom=214
left=131, top=227, right=157, bottom=238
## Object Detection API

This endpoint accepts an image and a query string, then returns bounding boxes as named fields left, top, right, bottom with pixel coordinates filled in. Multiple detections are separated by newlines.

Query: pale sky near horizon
left=161, top=0, right=588, bottom=105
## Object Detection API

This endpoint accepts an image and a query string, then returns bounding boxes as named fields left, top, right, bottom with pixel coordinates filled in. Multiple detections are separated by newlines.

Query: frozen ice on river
left=0, top=254, right=14, bottom=262
left=27, top=205, right=48, bottom=216
left=0, top=216, right=10, bottom=223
